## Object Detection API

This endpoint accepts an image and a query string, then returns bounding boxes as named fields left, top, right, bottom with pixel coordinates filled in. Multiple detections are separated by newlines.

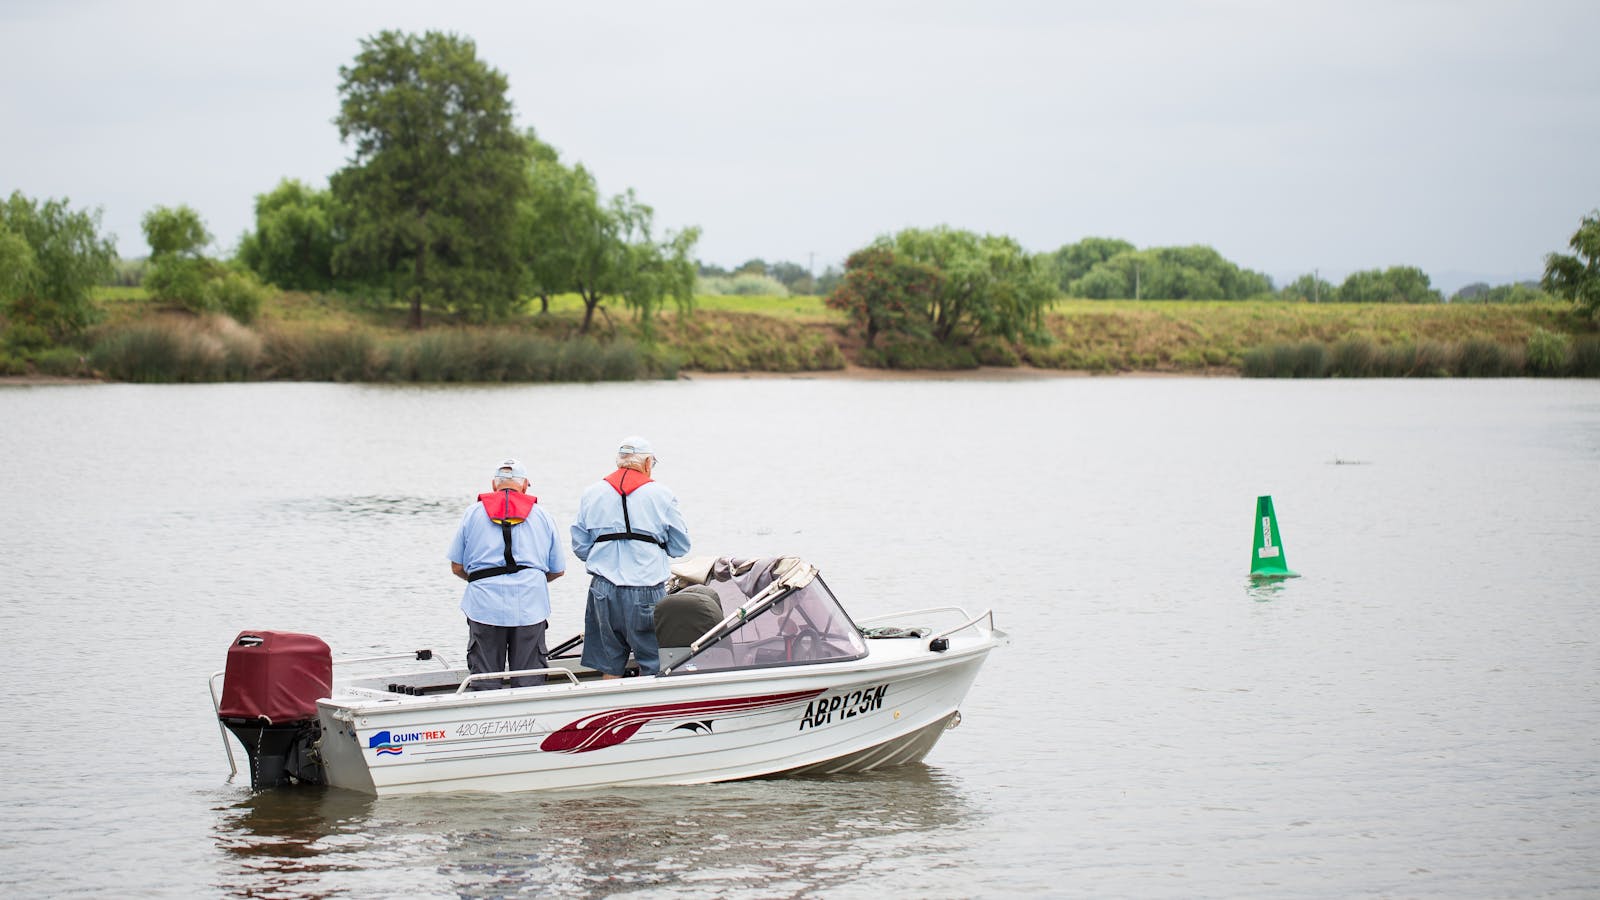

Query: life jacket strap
left=467, top=564, right=532, bottom=583
left=594, top=482, right=668, bottom=550
left=593, top=531, right=668, bottom=550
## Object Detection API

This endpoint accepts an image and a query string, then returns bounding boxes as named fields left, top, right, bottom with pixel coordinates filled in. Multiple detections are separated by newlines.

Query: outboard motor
left=218, top=631, right=332, bottom=790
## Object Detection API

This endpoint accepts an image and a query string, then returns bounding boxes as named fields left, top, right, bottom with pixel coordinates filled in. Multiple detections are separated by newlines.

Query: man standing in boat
left=570, top=436, right=691, bottom=678
left=448, top=458, right=566, bottom=689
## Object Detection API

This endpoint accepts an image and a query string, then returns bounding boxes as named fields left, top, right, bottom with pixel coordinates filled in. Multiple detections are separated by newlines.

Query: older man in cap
left=571, top=436, right=691, bottom=677
left=448, top=458, right=566, bottom=689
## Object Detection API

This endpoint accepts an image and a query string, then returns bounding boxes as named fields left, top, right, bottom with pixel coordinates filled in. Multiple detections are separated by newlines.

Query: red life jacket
left=594, top=468, right=668, bottom=550
left=467, top=489, right=539, bottom=583
left=603, top=468, right=651, bottom=496
left=479, top=489, right=538, bottom=523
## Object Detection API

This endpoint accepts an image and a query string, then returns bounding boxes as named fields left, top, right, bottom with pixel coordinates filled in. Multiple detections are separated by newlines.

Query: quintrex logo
left=368, top=728, right=446, bottom=756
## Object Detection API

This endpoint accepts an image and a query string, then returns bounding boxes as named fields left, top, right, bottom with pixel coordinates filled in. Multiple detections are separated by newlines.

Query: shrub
left=144, top=256, right=215, bottom=313
left=205, top=268, right=271, bottom=324
left=2, top=191, right=117, bottom=340
left=1526, top=328, right=1571, bottom=375
left=3, top=322, right=51, bottom=354
left=973, top=338, right=1021, bottom=367
left=32, top=346, right=90, bottom=376
left=0, top=352, right=25, bottom=375
left=644, top=345, right=683, bottom=379
left=864, top=339, right=979, bottom=370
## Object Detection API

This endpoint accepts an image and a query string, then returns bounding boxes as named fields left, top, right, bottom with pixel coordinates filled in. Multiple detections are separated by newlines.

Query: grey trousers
left=466, top=618, right=548, bottom=689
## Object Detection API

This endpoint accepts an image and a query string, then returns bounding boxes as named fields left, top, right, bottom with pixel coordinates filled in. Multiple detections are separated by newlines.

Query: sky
left=4, top=0, right=1597, bottom=293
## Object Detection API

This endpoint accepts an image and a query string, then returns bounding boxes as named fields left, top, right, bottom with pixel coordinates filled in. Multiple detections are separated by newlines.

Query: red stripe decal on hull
left=540, top=689, right=825, bottom=753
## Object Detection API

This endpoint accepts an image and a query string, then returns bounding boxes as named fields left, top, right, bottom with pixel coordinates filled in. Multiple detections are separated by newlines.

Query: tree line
left=4, top=26, right=1598, bottom=367
left=695, top=259, right=841, bottom=298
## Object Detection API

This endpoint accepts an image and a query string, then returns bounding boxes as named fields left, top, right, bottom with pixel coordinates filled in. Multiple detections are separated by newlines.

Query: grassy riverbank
left=1029, top=299, right=1598, bottom=376
left=3, top=289, right=1595, bottom=381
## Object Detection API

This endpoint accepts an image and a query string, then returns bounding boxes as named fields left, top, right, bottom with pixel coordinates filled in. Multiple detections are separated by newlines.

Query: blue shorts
left=581, top=575, right=667, bottom=676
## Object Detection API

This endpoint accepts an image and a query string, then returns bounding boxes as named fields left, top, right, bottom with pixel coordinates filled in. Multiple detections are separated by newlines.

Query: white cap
left=493, top=458, right=527, bottom=480
left=617, top=435, right=656, bottom=459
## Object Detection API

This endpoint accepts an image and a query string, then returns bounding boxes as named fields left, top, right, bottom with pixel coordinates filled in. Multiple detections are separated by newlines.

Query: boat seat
left=655, top=585, right=724, bottom=648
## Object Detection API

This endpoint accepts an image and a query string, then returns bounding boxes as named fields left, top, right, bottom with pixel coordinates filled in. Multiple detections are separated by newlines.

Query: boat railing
left=454, top=667, right=580, bottom=694
left=207, top=670, right=238, bottom=779
left=929, top=608, right=996, bottom=643
left=857, top=606, right=996, bottom=649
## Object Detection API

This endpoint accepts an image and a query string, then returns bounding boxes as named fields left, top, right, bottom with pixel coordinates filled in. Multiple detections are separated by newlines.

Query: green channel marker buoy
left=1250, top=495, right=1300, bottom=579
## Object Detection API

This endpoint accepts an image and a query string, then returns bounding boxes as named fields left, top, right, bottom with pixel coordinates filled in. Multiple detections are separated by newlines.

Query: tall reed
left=261, top=328, right=374, bottom=381
left=90, top=317, right=262, bottom=382
left=375, top=330, right=655, bottom=382
left=1244, top=337, right=1553, bottom=378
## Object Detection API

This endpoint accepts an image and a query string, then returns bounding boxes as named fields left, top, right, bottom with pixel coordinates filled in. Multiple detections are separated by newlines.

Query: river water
left=1, top=376, right=1597, bottom=898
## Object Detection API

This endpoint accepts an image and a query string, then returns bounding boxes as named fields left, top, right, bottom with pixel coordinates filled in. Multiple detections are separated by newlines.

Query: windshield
left=664, top=557, right=867, bottom=674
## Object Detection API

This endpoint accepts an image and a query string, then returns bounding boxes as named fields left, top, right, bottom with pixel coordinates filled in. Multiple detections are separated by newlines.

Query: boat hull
left=316, top=642, right=990, bottom=796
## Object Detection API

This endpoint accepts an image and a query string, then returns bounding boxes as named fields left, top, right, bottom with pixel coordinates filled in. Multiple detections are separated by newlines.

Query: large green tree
left=142, top=204, right=211, bottom=258
left=870, top=226, right=1054, bottom=345
left=1337, top=266, right=1441, bottom=303
left=517, top=138, right=699, bottom=334
left=0, top=191, right=116, bottom=341
left=1070, top=244, right=1272, bottom=300
left=825, top=246, right=943, bottom=348
left=1543, top=210, right=1600, bottom=319
left=237, top=179, right=339, bottom=291
left=1280, top=273, right=1336, bottom=303
left=519, top=152, right=615, bottom=332
left=331, top=30, right=532, bottom=327
left=610, top=191, right=699, bottom=338
left=1049, top=237, right=1135, bottom=292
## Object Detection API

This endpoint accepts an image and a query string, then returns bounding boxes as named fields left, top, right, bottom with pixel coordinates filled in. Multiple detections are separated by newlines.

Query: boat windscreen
left=668, top=559, right=867, bottom=673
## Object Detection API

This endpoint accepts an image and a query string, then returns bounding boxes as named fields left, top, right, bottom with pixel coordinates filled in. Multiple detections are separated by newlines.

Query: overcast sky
left=4, top=0, right=1597, bottom=291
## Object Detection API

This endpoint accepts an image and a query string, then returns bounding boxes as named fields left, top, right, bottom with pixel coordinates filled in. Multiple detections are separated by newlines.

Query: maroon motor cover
left=218, top=631, right=333, bottom=723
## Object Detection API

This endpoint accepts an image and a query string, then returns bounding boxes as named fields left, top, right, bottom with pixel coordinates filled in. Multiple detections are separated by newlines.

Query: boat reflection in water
left=214, top=768, right=973, bottom=898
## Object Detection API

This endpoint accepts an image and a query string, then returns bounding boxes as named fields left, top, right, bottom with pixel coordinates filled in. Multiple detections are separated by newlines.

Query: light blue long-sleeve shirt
left=448, top=501, right=566, bottom=627
left=570, top=478, right=690, bottom=586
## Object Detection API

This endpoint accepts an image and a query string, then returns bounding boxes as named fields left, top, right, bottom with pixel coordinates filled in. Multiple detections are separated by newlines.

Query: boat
left=210, top=556, right=1005, bottom=795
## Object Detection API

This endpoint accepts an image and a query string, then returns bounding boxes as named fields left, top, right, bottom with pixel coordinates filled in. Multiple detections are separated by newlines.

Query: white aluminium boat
left=212, top=556, right=1005, bottom=795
